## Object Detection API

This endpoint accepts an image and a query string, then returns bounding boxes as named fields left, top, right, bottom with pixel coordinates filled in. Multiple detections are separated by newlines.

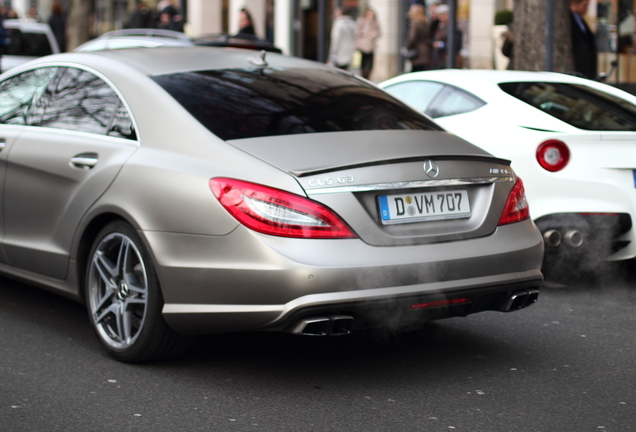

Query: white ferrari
left=381, top=70, right=636, bottom=277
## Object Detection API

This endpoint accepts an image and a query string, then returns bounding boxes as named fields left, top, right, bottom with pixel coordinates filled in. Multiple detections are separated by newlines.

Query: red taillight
left=210, top=178, right=357, bottom=239
left=536, top=140, right=570, bottom=172
left=498, top=178, right=530, bottom=226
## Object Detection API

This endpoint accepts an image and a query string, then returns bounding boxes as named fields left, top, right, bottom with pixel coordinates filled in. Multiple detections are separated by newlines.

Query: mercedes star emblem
left=423, top=160, right=440, bottom=178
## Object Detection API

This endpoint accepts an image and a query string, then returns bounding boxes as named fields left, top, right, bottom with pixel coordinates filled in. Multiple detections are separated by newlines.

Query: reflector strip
left=410, top=297, right=472, bottom=309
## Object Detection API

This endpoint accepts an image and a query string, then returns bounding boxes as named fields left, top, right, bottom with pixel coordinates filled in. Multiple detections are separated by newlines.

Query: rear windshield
left=152, top=67, right=441, bottom=140
left=499, top=81, right=636, bottom=131
left=5, top=29, right=53, bottom=57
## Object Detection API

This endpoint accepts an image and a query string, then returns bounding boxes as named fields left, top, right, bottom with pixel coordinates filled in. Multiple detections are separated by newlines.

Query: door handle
left=70, top=153, right=98, bottom=170
left=0, top=139, right=5, bottom=152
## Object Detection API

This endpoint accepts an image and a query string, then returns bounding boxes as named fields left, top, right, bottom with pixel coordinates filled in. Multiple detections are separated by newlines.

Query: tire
left=85, top=221, right=191, bottom=362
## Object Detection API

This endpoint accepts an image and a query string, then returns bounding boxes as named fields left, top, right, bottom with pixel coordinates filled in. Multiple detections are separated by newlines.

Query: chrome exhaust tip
left=564, top=230, right=583, bottom=248
left=293, top=317, right=330, bottom=336
left=331, top=315, right=354, bottom=336
left=502, top=289, right=540, bottom=312
left=291, top=316, right=354, bottom=336
left=543, top=229, right=562, bottom=247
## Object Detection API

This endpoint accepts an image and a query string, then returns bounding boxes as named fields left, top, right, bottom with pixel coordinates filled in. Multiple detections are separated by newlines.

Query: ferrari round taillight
left=536, top=140, right=570, bottom=172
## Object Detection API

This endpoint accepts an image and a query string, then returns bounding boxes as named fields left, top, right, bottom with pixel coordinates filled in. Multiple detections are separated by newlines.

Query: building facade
left=7, top=0, right=622, bottom=83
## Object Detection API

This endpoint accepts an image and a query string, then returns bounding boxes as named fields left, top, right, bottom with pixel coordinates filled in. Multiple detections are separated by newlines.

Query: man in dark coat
left=570, top=0, right=597, bottom=79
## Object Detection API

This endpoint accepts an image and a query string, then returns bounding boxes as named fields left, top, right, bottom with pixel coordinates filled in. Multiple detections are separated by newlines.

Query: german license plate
left=378, top=190, right=471, bottom=225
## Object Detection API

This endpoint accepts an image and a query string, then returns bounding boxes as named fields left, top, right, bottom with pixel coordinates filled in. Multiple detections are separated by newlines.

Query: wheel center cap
left=117, top=281, right=130, bottom=300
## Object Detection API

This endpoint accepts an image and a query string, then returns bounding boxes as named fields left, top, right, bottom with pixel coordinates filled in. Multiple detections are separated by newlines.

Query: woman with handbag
left=404, top=4, right=430, bottom=72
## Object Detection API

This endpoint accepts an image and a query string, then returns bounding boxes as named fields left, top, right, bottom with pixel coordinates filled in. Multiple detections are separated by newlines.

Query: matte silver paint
left=0, top=48, right=544, bottom=340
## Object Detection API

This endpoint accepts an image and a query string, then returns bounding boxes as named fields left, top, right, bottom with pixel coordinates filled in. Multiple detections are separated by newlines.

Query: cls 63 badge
left=308, top=176, right=355, bottom=187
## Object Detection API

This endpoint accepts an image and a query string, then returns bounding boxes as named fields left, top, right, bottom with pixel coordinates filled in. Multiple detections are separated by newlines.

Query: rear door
left=0, top=67, right=56, bottom=264
left=2, top=66, right=138, bottom=279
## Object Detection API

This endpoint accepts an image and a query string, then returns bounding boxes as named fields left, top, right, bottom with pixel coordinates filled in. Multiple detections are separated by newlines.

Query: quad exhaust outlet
left=502, top=289, right=540, bottom=312
left=291, top=315, right=354, bottom=336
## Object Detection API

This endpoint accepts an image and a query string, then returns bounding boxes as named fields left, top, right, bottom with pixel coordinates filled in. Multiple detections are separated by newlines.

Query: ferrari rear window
left=499, top=82, right=636, bottom=131
left=152, top=67, right=441, bottom=140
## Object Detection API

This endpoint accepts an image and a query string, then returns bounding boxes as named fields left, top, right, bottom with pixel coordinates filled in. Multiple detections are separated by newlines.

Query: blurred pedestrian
left=432, top=4, right=462, bottom=69
left=570, top=0, right=597, bottom=79
left=501, top=23, right=514, bottom=70
left=48, top=0, right=66, bottom=52
left=404, top=4, right=430, bottom=72
left=156, top=3, right=183, bottom=32
left=156, top=9, right=174, bottom=30
left=329, top=7, right=356, bottom=70
left=238, top=8, right=256, bottom=36
left=126, top=2, right=152, bottom=29
left=27, top=5, right=41, bottom=22
left=355, top=7, right=381, bottom=79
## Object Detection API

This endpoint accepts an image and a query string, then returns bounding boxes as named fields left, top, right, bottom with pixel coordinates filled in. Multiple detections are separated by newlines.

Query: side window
left=426, top=86, right=486, bottom=118
left=5, top=29, right=54, bottom=57
left=0, top=68, right=56, bottom=125
left=109, top=103, right=136, bottom=139
left=383, top=81, right=444, bottom=114
left=28, top=67, right=136, bottom=139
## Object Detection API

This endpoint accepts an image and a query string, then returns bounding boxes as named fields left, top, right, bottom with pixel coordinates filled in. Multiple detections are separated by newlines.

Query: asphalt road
left=1, top=269, right=635, bottom=432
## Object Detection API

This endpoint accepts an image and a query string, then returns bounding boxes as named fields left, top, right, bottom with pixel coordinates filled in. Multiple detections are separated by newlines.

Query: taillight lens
left=210, top=178, right=357, bottom=239
left=498, top=178, right=530, bottom=226
left=536, top=140, right=570, bottom=172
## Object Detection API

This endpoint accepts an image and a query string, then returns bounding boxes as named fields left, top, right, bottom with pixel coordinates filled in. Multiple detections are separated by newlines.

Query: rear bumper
left=146, top=219, right=544, bottom=335
left=162, top=274, right=543, bottom=334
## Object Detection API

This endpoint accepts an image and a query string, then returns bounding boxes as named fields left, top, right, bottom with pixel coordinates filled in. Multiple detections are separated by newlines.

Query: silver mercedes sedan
left=0, top=47, right=544, bottom=362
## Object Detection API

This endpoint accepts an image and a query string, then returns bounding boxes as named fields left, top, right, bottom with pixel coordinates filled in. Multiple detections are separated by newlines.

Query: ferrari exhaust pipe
left=564, top=230, right=583, bottom=248
left=543, top=230, right=562, bottom=248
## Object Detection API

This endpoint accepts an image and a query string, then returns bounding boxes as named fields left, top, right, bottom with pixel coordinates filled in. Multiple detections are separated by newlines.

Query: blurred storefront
left=8, top=0, right=632, bottom=85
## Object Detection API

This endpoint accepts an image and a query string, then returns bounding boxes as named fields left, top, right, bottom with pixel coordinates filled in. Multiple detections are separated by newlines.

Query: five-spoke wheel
left=86, top=221, right=190, bottom=362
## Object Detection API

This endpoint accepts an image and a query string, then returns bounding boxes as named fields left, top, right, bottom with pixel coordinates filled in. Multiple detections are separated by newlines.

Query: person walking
left=405, top=4, right=430, bottom=72
left=329, top=7, right=356, bottom=70
left=355, top=8, right=380, bottom=79
left=570, top=0, right=597, bottom=79
left=48, top=1, right=66, bottom=52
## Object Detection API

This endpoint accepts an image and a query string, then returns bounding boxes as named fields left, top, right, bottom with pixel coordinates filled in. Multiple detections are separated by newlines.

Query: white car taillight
left=210, top=178, right=357, bottom=239
left=498, top=178, right=530, bottom=226
left=536, top=140, right=570, bottom=172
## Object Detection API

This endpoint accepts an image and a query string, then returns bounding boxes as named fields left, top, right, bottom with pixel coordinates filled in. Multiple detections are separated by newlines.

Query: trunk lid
left=228, top=130, right=517, bottom=246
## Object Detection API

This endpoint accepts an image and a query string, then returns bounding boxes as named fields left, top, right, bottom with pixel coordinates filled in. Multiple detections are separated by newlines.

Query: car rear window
left=152, top=67, right=441, bottom=140
left=5, top=29, right=53, bottom=57
left=499, top=81, right=636, bottom=131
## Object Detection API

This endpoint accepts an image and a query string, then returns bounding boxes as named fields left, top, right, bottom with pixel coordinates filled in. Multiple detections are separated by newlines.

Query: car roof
left=382, top=69, right=636, bottom=105
left=2, top=19, right=51, bottom=33
left=74, top=36, right=194, bottom=52
left=194, top=33, right=283, bottom=54
left=97, top=28, right=193, bottom=41
left=11, top=46, right=334, bottom=77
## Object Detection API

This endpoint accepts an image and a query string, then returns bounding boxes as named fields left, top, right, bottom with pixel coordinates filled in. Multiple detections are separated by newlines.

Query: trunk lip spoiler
left=290, top=155, right=512, bottom=178
left=305, top=176, right=515, bottom=195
